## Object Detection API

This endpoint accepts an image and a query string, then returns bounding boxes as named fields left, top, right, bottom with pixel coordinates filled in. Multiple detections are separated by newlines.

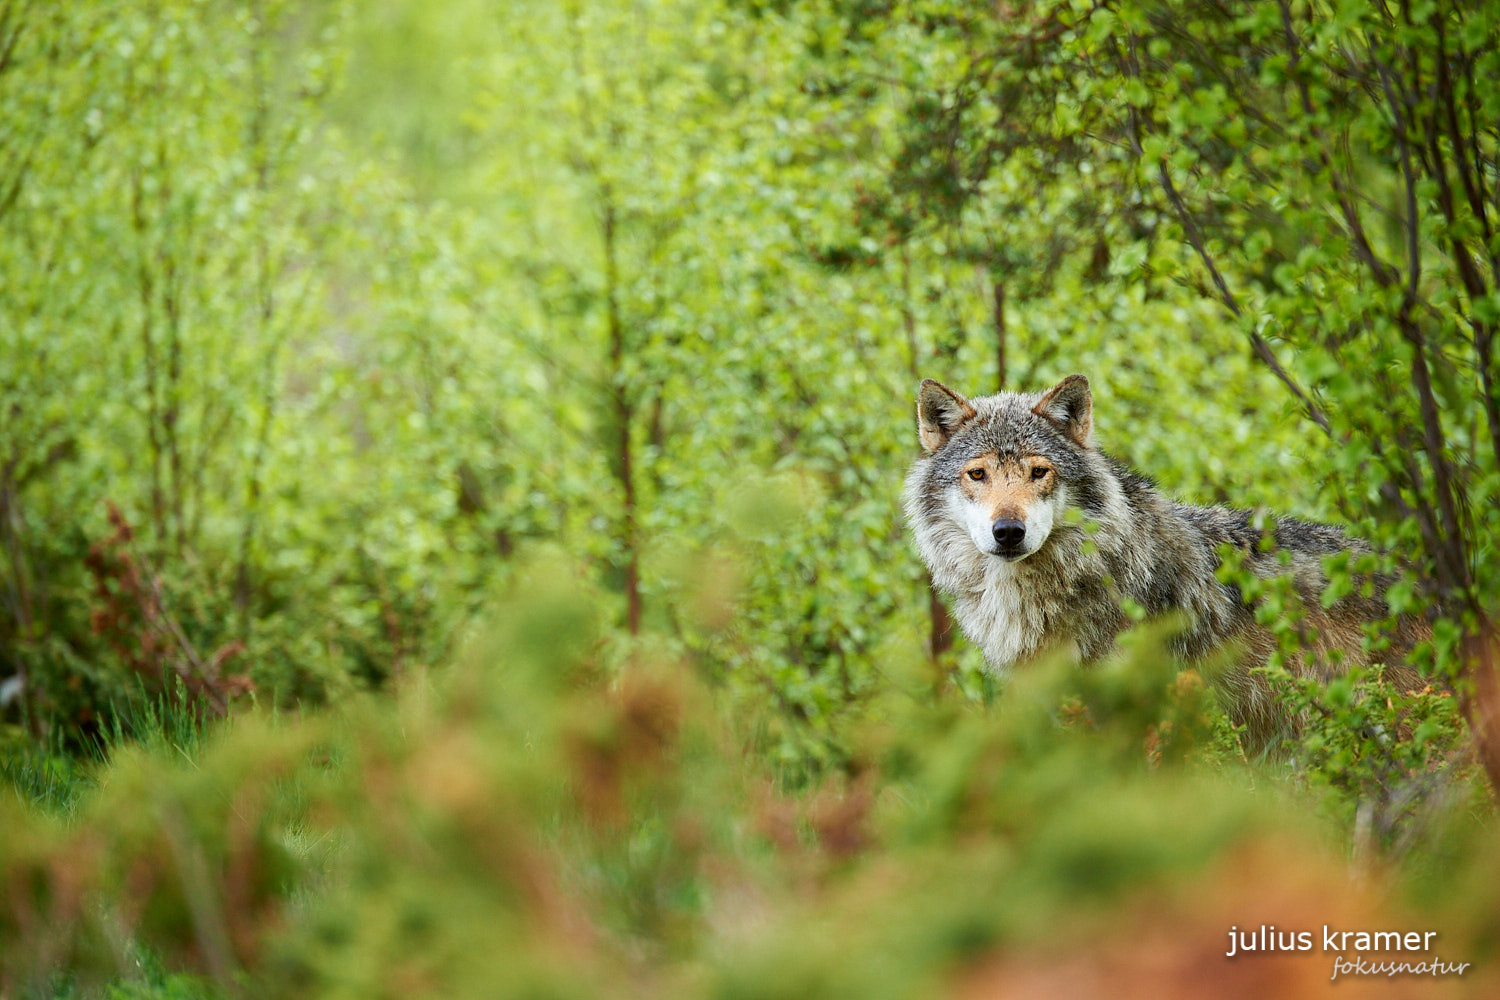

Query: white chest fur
left=951, top=558, right=1049, bottom=671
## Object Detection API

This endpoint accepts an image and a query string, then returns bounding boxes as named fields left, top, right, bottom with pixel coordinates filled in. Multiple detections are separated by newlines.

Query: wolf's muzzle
left=992, top=518, right=1026, bottom=555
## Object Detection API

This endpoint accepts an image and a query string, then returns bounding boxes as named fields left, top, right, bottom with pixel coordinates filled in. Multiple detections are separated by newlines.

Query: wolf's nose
left=992, top=519, right=1026, bottom=548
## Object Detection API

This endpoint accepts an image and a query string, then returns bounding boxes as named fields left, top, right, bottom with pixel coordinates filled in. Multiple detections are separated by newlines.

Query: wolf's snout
left=992, top=518, right=1026, bottom=549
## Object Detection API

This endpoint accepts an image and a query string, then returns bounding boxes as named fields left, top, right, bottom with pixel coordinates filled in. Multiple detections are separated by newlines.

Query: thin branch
left=1115, top=34, right=1330, bottom=433
left=1373, top=60, right=1422, bottom=310
left=1433, top=13, right=1492, bottom=252
left=1279, top=0, right=1400, bottom=287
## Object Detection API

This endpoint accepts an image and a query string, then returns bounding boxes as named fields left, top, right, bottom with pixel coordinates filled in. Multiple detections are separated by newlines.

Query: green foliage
left=4, top=0, right=1500, bottom=992
left=813, top=0, right=1500, bottom=641
left=0, top=0, right=1402, bottom=760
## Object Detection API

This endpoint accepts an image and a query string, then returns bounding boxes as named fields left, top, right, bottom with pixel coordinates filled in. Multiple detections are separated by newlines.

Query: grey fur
left=903, top=376, right=1421, bottom=747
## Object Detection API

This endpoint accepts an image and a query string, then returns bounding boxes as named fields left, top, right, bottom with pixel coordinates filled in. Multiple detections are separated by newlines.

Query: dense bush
left=3, top=579, right=1495, bottom=998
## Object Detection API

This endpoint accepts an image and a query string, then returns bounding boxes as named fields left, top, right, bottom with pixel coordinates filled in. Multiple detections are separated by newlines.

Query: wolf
left=902, top=374, right=1425, bottom=747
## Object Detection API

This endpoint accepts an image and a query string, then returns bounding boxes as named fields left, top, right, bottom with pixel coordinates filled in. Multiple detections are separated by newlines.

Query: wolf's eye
left=966, top=468, right=985, bottom=481
left=1030, top=466, right=1048, bottom=481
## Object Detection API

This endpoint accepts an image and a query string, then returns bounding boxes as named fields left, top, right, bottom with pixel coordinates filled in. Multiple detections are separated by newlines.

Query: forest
left=3, top=0, right=1500, bottom=996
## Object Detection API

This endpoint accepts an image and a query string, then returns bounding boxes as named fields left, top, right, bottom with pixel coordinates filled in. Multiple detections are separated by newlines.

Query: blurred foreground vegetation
left=4, top=0, right=1500, bottom=995
left=4, top=579, right=1499, bottom=998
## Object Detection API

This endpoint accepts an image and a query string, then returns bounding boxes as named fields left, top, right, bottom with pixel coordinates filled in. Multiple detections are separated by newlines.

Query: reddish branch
left=85, top=502, right=248, bottom=715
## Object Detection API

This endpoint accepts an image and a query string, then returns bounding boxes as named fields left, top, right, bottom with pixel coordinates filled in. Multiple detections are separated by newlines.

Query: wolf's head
left=906, top=375, right=1097, bottom=564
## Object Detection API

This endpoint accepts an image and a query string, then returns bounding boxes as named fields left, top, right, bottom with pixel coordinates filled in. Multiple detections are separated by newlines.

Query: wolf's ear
left=1032, top=374, right=1093, bottom=447
left=917, top=379, right=977, bottom=453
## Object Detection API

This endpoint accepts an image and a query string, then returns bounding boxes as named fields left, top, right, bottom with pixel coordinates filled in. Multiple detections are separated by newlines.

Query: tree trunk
left=992, top=278, right=1006, bottom=394
left=1460, top=627, right=1500, bottom=798
left=898, top=249, right=953, bottom=664
left=602, top=197, right=641, bottom=634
